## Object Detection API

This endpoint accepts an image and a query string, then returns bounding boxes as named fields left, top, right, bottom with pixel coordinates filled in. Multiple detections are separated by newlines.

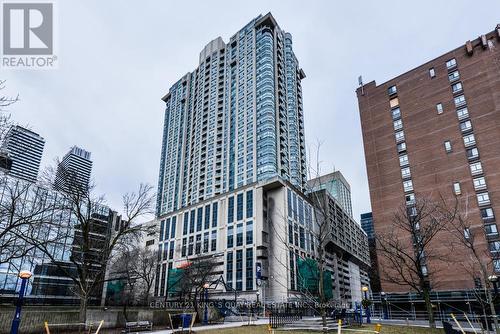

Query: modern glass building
left=1, top=125, right=45, bottom=183
left=156, top=13, right=307, bottom=217
left=360, top=212, right=374, bottom=240
left=308, top=171, right=353, bottom=218
left=54, top=146, right=93, bottom=193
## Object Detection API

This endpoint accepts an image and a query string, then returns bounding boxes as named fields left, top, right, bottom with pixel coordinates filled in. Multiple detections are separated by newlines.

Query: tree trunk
left=422, top=288, right=435, bottom=328
left=79, top=295, right=88, bottom=325
left=319, top=260, right=327, bottom=333
left=486, top=288, right=500, bottom=334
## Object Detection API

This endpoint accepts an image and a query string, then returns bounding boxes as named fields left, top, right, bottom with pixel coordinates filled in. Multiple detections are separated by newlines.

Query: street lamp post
left=362, top=286, right=371, bottom=324
left=203, top=283, right=209, bottom=325
left=10, top=271, right=32, bottom=334
left=381, top=292, right=388, bottom=320
left=489, top=275, right=499, bottom=295
left=256, top=291, right=260, bottom=317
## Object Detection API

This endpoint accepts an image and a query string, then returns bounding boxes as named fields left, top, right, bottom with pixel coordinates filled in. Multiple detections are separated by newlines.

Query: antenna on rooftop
left=358, top=75, right=364, bottom=95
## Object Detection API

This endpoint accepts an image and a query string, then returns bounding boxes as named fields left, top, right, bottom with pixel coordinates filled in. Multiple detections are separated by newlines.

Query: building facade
left=357, top=26, right=500, bottom=299
left=360, top=212, right=374, bottom=240
left=54, top=146, right=93, bottom=193
left=156, top=13, right=307, bottom=217
left=308, top=171, right=353, bottom=218
left=1, top=125, right=45, bottom=183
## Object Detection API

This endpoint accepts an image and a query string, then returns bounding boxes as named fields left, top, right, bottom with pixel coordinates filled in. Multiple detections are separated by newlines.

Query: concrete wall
left=0, top=306, right=181, bottom=334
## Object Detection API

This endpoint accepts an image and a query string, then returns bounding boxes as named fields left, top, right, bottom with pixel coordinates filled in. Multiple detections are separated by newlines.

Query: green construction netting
left=167, top=268, right=184, bottom=294
left=297, top=258, right=333, bottom=300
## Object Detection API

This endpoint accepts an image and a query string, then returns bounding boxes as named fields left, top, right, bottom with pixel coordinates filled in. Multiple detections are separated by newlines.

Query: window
left=452, top=82, right=463, bottom=93
left=429, top=67, right=435, bottom=78
left=395, top=131, right=405, bottom=142
left=188, top=236, right=194, bottom=255
left=391, top=107, right=401, bottom=120
left=246, top=190, right=253, bottom=218
left=236, top=193, right=243, bottom=221
left=401, top=167, right=411, bottom=178
left=464, top=228, right=470, bottom=239
left=460, top=120, right=472, bottom=132
left=448, top=70, right=460, bottom=82
left=246, top=221, right=253, bottom=244
left=197, top=207, right=203, bottom=232
left=390, top=97, right=399, bottom=108
left=226, top=252, right=233, bottom=287
left=446, top=58, right=457, bottom=69
left=245, top=248, right=253, bottom=290
left=204, top=205, right=211, bottom=229
left=436, top=103, right=443, bottom=114
left=481, top=208, right=495, bottom=222
left=236, top=250, right=243, bottom=291
left=463, top=134, right=476, bottom=147
left=495, top=260, right=500, bottom=273
left=227, top=225, right=234, bottom=248
left=399, top=154, right=409, bottom=167
left=212, top=202, right=218, bottom=228
left=490, top=241, right=500, bottom=253
left=456, top=107, right=469, bottom=120
left=453, top=182, right=461, bottom=195
left=485, top=224, right=498, bottom=236
left=422, top=265, right=428, bottom=276
left=393, top=119, right=403, bottom=130
left=227, top=196, right=234, bottom=223
left=195, top=234, right=201, bottom=254
left=211, top=230, right=217, bottom=251
left=473, top=177, right=487, bottom=191
left=454, top=95, right=466, bottom=107
left=470, top=162, right=483, bottom=175
left=203, top=232, right=209, bottom=252
left=236, top=223, right=243, bottom=246
left=189, top=210, right=195, bottom=233
left=467, top=147, right=479, bottom=160
left=183, top=213, right=189, bottom=235
left=477, top=192, right=490, bottom=206
left=406, top=193, right=415, bottom=205
left=444, top=141, right=452, bottom=153
left=403, top=180, right=413, bottom=192
left=181, top=238, right=187, bottom=256
left=146, top=240, right=154, bottom=246
left=388, top=85, right=397, bottom=95
left=397, top=142, right=407, bottom=153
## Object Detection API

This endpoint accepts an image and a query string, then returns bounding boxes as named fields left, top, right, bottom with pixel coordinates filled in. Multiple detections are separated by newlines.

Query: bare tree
left=376, top=195, right=453, bottom=328
left=0, top=177, right=66, bottom=267
left=0, top=79, right=17, bottom=141
left=446, top=195, right=500, bottom=333
left=36, top=162, right=155, bottom=324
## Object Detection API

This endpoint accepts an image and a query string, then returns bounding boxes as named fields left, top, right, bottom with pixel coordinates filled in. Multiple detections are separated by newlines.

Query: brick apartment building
left=357, top=25, right=500, bottom=307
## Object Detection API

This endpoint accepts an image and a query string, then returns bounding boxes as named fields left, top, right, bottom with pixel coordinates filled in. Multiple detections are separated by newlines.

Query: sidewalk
left=151, top=318, right=269, bottom=334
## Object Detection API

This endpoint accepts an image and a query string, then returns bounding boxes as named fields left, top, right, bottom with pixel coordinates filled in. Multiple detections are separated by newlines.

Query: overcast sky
left=2, top=0, right=499, bottom=221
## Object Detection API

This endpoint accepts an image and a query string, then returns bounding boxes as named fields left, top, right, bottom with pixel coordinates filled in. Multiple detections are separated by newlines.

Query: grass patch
left=199, top=324, right=443, bottom=334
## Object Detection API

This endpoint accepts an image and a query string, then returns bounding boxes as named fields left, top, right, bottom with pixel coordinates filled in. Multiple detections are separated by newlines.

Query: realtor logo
left=2, top=2, right=57, bottom=68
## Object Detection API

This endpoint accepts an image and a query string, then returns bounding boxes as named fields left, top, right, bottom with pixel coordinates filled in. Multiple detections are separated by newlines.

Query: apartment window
left=470, top=161, right=483, bottom=175
left=485, top=224, right=498, bottom=236
left=473, top=176, right=487, bottom=191
left=399, top=154, right=409, bottom=167
left=236, top=193, right=243, bottom=221
left=227, top=196, right=234, bottom=223
left=446, top=58, right=457, bottom=69
left=452, top=82, right=463, bottom=94
left=454, top=95, right=466, bottom=107
left=397, top=142, right=407, bottom=153
left=429, top=67, right=435, bottom=78
left=489, top=241, right=500, bottom=253
left=236, top=223, right=243, bottom=246
left=457, top=107, right=469, bottom=120
left=401, top=167, right=411, bottom=179
left=211, top=230, right=217, bottom=251
left=422, top=265, right=428, bottom=276
left=460, top=120, right=472, bottom=132
left=390, top=97, right=399, bottom=108
left=495, top=260, right=500, bottom=273
left=391, top=107, right=401, bottom=120
left=436, top=103, right=444, bottom=114
left=477, top=192, right=490, bottom=206
left=448, top=70, right=460, bottom=82
left=467, top=147, right=479, bottom=160
left=393, top=119, right=403, bottom=131
left=464, top=228, right=471, bottom=239
left=246, top=190, right=253, bottom=218
left=444, top=141, right=452, bottom=153
left=405, top=193, right=416, bottom=205
left=453, top=182, right=461, bottom=195
left=246, top=221, right=253, bottom=244
left=463, top=134, right=476, bottom=147
left=227, top=225, right=234, bottom=248
left=481, top=208, right=495, bottom=222
left=403, top=180, right=414, bottom=192
left=395, top=131, right=405, bottom=142
left=388, top=85, right=397, bottom=96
